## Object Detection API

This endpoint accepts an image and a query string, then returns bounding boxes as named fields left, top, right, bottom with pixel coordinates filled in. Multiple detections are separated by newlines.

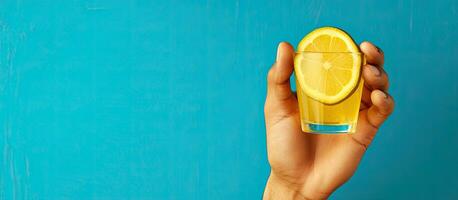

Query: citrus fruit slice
left=294, top=27, right=362, bottom=104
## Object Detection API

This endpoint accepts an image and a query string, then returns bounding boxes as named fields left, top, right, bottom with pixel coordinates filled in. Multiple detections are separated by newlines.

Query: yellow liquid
left=296, top=77, right=363, bottom=134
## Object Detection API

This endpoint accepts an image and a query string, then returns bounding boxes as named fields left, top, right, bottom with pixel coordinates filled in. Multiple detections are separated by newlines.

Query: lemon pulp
left=294, top=27, right=362, bottom=104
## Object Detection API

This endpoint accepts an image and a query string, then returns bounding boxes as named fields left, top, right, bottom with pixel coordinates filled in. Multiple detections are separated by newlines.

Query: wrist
left=263, top=173, right=330, bottom=200
left=263, top=173, right=303, bottom=200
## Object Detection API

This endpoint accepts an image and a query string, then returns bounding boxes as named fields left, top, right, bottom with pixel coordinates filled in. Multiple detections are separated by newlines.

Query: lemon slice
left=294, top=27, right=362, bottom=104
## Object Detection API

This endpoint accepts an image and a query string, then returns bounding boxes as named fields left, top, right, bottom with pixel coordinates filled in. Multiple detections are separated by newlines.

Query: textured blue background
left=1, top=0, right=457, bottom=199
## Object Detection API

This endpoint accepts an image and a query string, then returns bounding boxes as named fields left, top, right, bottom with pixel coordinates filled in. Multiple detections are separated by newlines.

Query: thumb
left=266, top=42, right=295, bottom=102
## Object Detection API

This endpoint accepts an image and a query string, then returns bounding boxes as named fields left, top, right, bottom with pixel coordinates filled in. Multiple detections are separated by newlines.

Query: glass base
left=304, top=123, right=353, bottom=134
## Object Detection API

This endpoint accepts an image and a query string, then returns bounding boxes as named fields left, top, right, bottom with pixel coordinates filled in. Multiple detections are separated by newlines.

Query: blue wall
left=1, top=0, right=457, bottom=199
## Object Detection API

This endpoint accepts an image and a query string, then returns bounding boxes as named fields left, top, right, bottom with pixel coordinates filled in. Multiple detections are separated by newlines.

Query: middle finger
left=362, top=64, right=389, bottom=91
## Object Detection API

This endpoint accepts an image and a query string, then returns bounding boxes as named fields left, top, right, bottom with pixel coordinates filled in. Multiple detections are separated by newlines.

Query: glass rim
left=295, top=51, right=362, bottom=54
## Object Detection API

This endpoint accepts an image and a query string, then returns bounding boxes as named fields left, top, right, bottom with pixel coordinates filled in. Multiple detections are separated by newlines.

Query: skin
left=263, top=41, right=394, bottom=200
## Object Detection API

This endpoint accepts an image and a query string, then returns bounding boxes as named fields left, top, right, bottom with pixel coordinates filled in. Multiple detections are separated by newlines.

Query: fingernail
left=276, top=43, right=282, bottom=62
left=368, top=65, right=381, bottom=77
left=381, top=91, right=388, bottom=99
left=375, top=45, right=383, bottom=55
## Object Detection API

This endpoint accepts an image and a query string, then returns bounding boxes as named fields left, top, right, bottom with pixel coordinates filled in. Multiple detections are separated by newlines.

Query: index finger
left=360, top=41, right=384, bottom=67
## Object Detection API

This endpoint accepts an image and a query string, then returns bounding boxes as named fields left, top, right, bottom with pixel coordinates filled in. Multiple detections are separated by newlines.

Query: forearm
left=263, top=173, right=329, bottom=200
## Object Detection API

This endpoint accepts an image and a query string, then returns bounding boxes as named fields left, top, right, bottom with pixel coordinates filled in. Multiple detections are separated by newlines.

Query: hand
left=263, top=42, right=394, bottom=199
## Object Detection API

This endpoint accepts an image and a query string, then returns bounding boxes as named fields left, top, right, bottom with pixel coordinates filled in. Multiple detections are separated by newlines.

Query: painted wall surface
left=1, top=0, right=457, bottom=199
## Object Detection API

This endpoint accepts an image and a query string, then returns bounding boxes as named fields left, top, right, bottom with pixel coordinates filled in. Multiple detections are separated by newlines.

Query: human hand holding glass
left=263, top=42, right=394, bottom=199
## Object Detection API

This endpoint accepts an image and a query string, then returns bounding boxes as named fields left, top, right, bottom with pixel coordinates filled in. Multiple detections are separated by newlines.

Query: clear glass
left=294, top=52, right=365, bottom=134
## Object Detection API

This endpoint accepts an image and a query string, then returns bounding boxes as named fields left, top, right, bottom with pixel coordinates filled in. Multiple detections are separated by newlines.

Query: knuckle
left=365, top=71, right=389, bottom=90
left=388, top=95, right=395, bottom=113
left=267, top=65, right=276, bottom=82
left=264, top=100, right=271, bottom=114
left=379, top=75, right=389, bottom=90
